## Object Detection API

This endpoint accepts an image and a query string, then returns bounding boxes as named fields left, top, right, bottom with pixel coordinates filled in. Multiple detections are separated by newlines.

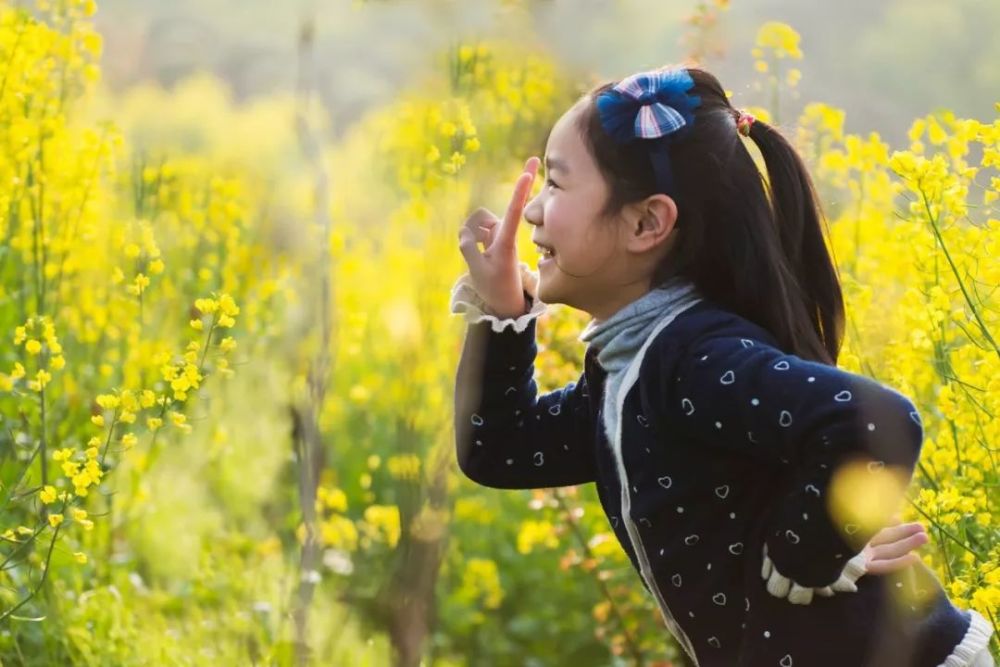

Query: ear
left=624, top=194, right=678, bottom=252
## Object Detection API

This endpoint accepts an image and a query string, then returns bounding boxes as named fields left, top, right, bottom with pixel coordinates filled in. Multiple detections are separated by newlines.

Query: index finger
left=495, top=157, right=540, bottom=249
left=869, top=522, right=925, bottom=547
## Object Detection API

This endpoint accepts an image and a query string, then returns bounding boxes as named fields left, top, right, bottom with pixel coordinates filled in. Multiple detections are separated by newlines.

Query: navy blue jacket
left=454, top=296, right=981, bottom=667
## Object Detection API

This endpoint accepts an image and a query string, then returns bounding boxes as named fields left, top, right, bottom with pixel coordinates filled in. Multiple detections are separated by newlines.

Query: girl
left=450, top=67, right=995, bottom=666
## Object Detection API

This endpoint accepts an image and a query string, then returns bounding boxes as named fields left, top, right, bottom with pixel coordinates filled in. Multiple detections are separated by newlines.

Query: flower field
left=0, top=1, right=996, bottom=664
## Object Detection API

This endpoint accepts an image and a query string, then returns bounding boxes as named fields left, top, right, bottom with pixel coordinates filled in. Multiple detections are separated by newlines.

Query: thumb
left=457, top=225, right=486, bottom=274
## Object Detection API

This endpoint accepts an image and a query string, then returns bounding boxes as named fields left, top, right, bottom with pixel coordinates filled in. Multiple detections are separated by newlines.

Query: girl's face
left=524, top=101, right=678, bottom=322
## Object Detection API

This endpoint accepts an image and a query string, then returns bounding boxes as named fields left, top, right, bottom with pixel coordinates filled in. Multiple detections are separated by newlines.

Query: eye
left=545, top=177, right=559, bottom=189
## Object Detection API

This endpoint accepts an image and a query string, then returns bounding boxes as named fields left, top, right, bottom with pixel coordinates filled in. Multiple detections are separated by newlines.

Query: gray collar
left=577, top=277, right=704, bottom=444
left=578, top=276, right=702, bottom=372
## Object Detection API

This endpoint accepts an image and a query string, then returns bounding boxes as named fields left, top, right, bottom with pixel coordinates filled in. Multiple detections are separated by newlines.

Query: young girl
left=450, top=67, right=995, bottom=666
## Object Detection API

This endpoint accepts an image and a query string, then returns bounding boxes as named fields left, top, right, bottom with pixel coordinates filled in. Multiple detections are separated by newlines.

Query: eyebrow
left=544, top=156, right=570, bottom=175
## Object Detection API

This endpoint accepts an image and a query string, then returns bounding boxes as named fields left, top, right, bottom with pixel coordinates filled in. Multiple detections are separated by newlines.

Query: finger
left=457, top=226, right=486, bottom=273
left=868, top=532, right=928, bottom=564
left=479, top=220, right=498, bottom=246
left=472, top=224, right=494, bottom=246
left=869, top=522, right=925, bottom=547
left=865, top=552, right=921, bottom=576
left=462, top=209, right=499, bottom=250
left=463, top=207, right=498, bottom=233
left=495, top=157, right=540, bottom=250
left=869, top=529, right=928, bottom=559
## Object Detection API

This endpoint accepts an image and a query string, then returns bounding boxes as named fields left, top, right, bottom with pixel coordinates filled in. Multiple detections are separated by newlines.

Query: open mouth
left=535, top=243, right=556, bottom=260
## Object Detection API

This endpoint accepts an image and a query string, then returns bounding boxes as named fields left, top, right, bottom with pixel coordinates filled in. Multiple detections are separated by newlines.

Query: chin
left=535, top=283, right=553, bottom=305
left=536, top=283, right=565, bottom=308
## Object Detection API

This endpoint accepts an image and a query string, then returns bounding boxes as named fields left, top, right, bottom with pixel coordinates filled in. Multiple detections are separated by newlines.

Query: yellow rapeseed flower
left=120, top=390, right=138, bottom=412
left=40, top=485, right=57, bottom=504
left=754, top=21, right=803, bottom=59
left=96, top=393, right=120, bottom=410
left=319, top=515, right=358, bottom=550
left=53, top=448, right=74, bottom=462
left=517, top=519, right=559, bottom=554
left=195, top=298, right=218, bottom=314
left=387, top=454, right=421, bottom=480
left=29, top=369, right=52, bottom=391
left=48, top=514, right=64, bottom=528
left=362, top=505, right=401, bottom=548
left=317, top=486, right=348, bottom=513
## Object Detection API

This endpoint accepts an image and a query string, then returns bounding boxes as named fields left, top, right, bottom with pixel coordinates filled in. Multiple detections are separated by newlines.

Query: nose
left=524, top=191, right=542, bottom=227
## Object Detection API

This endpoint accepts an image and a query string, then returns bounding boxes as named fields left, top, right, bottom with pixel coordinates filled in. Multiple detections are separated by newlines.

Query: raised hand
left=457, top=157, right=540, bottom=319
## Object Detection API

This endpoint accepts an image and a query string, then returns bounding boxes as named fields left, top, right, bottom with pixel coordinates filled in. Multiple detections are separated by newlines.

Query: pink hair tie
left=736, top=110, right=756, bottom=137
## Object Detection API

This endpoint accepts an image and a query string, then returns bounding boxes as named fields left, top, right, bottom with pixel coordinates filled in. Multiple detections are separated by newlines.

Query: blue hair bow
left=595, top=68, right=702, bottom=199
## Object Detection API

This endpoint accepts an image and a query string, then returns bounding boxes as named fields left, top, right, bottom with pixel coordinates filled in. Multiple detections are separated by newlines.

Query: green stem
left=552, top=490, right=645, bottom=667
left=919, top=189, right=1000, bottom=359
left=905, top=497, right=983, bottom=563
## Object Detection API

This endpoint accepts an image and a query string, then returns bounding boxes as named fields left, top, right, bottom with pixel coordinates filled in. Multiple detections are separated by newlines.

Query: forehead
left=544, top=104, right=592, bottom=174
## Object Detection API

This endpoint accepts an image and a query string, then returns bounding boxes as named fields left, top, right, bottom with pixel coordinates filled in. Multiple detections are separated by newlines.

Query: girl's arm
left=451, top=271, right=598, bottom=490
left=662, top=334, right=924, bottom=590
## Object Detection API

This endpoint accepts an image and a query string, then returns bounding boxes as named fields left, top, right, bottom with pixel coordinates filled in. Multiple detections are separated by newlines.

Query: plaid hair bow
left=595, top=68, right=702, bottom=199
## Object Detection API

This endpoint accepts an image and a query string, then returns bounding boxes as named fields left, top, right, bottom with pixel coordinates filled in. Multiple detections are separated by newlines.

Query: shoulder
left=635, top=298, right=783, bottom=410
left=638, top=298, right=922, bottom=423
left=640, top=298, right=783, bottom=373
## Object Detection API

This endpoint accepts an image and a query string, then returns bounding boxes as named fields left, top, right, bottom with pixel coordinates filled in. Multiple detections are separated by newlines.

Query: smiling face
left=524, top=100, right=679, bottom=321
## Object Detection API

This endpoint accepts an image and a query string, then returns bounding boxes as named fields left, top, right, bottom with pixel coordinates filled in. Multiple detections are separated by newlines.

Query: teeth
left=536, top=244, right=555, bottom=258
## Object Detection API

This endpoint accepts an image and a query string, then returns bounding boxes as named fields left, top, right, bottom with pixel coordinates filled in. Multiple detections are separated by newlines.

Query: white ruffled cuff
left=449, top=262, right=547, bottom=334
left=938, top=608, right=994, bottom=667
left=761, top=542, right=868, bottom=605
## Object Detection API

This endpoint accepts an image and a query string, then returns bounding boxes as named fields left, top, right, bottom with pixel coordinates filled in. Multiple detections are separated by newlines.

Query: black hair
left=575, top=66, right=845, bottom=365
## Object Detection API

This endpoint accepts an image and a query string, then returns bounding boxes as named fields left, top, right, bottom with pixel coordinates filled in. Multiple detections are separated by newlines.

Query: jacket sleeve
left=663, top=334, right=925, bottom=589
left=451, top=269, right=598, bottom=490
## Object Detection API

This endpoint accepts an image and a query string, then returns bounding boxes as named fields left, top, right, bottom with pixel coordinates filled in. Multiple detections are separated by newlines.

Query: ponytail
left=578, top=67, right=845, bottom=365
left=744, top=117, right=845, bottom=365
